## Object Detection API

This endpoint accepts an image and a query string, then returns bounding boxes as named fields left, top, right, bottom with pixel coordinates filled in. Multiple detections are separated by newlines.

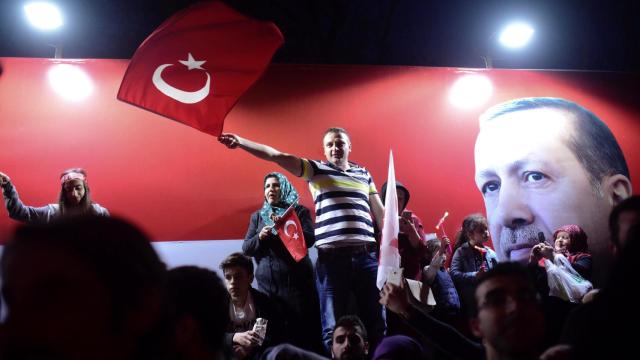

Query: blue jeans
left=315, top=245, right=386, bottom=353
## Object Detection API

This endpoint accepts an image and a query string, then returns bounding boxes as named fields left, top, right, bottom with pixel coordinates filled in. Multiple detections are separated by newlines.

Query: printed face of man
left=474, top=107, right=613, bottom=263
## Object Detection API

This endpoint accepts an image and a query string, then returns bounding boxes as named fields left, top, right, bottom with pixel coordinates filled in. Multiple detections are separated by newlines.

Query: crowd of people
left=0, top=97, right=638, bottom=359
left=0, top=199, right=636, bottom=360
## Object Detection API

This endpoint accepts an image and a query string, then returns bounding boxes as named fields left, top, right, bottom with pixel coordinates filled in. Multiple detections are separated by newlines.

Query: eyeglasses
left=478, top=288, right=539, bottom=309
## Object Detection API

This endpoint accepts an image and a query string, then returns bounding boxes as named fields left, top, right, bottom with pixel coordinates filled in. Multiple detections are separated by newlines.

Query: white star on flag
left=179, top=53, right=206, bottom=70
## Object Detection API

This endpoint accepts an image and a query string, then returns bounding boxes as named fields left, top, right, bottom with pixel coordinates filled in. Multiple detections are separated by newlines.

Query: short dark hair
left=380, top=181, right=410, bottom=210
left=333, top=315, right=367, bottom=342
left=609, top=195, right=640, bottom=248
left=480, top=97, right=630, bottom=190
left=323, top=127, right=350, bottom=141
left=470, top=262, right=536, bottom=317
left=167, top=266, right=230, bottom=352
left=219, top=252, right=254, bottom=276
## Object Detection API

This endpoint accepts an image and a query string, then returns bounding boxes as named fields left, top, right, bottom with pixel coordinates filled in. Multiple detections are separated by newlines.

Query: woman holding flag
left=242, top=172, right=322, bottom=353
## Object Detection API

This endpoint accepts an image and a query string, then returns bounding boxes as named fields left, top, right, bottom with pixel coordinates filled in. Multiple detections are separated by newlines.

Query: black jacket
left=242, top=204, right=316, bottom=297
left=224, top=288, right=283, bottom=360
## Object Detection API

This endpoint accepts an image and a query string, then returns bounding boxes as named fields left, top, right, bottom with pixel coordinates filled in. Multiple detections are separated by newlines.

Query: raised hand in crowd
left=0, top=171, right=10, bottom=186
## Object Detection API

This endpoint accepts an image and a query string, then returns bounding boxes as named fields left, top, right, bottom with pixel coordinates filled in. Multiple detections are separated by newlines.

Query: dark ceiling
left=1, top=0, right=638, bottom=71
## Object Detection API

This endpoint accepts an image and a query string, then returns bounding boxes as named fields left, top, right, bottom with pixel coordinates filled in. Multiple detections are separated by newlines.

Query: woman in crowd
left=529, top=224, right=593, bottom=303
left=242, top=172, right=322, bottom=353
left=450, top=213, right=498, bottom=318
left=0, top=168, right=109, bottom=223
left=550, top=224, right=592, bottom=281
left=529, top=224, right=592, bottom=281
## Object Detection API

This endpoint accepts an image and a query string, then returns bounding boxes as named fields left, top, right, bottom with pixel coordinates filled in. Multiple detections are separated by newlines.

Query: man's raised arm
left=218, top=133, right=303, bottom=177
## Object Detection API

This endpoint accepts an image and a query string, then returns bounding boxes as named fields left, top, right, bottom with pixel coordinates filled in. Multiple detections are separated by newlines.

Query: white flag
left=376, top=150, right=401, bottom=289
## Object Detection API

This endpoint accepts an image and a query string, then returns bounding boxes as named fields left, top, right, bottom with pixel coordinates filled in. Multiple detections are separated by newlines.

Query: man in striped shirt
left=219, top=128, right=386, bottom=354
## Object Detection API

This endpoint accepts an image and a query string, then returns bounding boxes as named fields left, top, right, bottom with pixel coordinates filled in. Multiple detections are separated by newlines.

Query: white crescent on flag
left=152, top=53, right=211, bottom=104
left=284, top=219, right=299, bottom=239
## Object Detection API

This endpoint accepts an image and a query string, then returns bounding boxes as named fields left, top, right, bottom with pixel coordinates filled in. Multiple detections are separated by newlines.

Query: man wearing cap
left=381, top=180, right=428, bottom=281
left=0, top=168, right=109, bottom=223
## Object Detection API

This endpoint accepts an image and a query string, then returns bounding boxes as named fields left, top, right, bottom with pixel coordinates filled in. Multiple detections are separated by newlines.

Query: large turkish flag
left=117, top=1, right=283, bottom=136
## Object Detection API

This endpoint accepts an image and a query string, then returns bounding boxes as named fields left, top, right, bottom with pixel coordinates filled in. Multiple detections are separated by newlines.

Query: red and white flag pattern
left=377, top=150, right=402, bottom=289
left=275, top=205, right=308, bottom=262
left=117, top=1, right=283, bottom=137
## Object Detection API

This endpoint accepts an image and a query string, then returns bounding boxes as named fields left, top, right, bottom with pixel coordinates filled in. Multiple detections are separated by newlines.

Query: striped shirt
left=301, top=159, right=377, bottom=247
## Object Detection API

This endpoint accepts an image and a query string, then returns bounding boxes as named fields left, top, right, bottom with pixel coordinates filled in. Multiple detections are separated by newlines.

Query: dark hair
left=2, top=216, right=167, bottom=330
left=553, top=224, right=589, bottom=253
left=470, top=262, right=536, bottom=317
left=480, top=97, right=630, bottom=191
left=58, top=168, right=96, bottom=216
left=333, top=315, right=367, bottom=342
left=454, top=213, right=487, bottom=250
left=608, top=195, right=640, bottom=248
left=167, top=266, right=230, bottom=352
left=425, top=238, right=442, bottom=264
left=380, top=181, right=410, bottom=210
left=219, top=252, right=254, bottom=277
left=323, top=127, right=350, bottom=142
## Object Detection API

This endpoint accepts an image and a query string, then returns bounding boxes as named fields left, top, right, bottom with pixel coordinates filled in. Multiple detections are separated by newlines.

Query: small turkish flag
left=275, top=205, right=308, bottom=262
left=117, top=1, right=283, bottom=137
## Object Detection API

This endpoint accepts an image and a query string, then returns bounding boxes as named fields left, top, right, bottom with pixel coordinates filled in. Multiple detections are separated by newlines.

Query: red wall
left=0, top=58, right=638, bottom=243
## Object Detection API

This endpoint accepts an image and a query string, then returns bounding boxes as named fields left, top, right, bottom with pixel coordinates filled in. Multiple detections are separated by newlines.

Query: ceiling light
left=24, top=2, right=63, bottom=31
left=499, top=22, right=534, bottom=49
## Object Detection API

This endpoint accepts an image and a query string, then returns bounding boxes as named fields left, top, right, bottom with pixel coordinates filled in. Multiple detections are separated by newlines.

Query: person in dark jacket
left=243, top=172, right=322, bottom=353
left=221, top=253, right=284, bottom=360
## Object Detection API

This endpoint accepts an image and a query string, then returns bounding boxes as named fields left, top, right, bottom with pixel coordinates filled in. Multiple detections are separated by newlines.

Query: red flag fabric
left=117, top=1, right=283, bottom=136
left=274, top=206, right=308, bottom=262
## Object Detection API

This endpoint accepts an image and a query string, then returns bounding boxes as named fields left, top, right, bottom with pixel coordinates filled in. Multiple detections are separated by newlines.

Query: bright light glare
left=449, top=74, right=493, bottom=109
left=24, top=2, right=63, bottom=30
left=499, top=22, right=534, bottom=49
left=48, top=64, right=93, bottom=101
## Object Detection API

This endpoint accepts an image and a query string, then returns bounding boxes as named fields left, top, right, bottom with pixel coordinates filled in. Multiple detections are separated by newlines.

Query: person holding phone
left=381, top=181, right=428, bottom=281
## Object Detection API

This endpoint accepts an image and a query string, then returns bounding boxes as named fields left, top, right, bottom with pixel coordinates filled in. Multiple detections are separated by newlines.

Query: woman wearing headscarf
left=0, top=168, right=109, bottom=223
left=529, top=224, right=593, bottom=281
left=243, top=172, right=322, bottom=353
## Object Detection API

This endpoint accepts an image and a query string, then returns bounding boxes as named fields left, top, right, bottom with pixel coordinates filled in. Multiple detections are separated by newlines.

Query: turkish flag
left=117, top=1, right=283, bottom=137
left=275, top=205, right=308, bottom=262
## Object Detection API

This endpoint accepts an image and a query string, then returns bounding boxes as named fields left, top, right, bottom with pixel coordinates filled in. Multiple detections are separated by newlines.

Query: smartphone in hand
left=387, top=268, right=403, bottom=286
